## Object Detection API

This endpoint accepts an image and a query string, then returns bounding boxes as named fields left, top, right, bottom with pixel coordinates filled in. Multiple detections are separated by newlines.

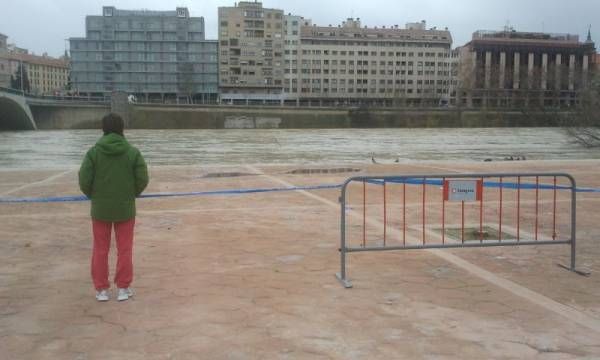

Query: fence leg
left=558, top=176, right=590, bottom=276
left=336, top=186, right=353, bottom=288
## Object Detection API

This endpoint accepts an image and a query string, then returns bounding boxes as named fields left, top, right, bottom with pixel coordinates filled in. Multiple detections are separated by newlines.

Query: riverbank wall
left=129, top=105, right=567, bottom=129
left=31, top=103, right=570, bottom=129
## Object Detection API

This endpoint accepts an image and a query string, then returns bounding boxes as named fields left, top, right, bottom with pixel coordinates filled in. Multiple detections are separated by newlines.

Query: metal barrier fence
left=336, top=173, right=582, bottom=288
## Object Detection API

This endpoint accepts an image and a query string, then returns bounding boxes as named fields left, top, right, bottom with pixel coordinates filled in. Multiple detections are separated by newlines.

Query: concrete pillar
left=541, top=53, right=548, bottom=90
left=555, top=54, right=562, bottom=91
left=556, top=54, right=564, bottom=90
left=513, top=52, right=521, bottom=89
left=568, top=54, right=576, bottom=91
left=528, top=53, right=535, bottom=89
left=484, top=51, right=492, bottom=89
left=583, top=55, right=589, bottom=87
left=499, top=52, right=506, bottom=89
left=554, top=54, right=563, bottom=106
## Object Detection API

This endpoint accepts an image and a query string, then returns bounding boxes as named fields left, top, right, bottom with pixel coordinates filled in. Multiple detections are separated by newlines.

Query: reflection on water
left=0, top=128, right=598, bottom=169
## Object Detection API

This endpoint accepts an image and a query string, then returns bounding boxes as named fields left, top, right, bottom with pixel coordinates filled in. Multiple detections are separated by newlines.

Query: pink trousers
left=91, top=218, right=135, bottom=291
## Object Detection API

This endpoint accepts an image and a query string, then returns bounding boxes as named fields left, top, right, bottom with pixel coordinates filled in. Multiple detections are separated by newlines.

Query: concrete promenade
left=1, top=160, right=599, bottom=359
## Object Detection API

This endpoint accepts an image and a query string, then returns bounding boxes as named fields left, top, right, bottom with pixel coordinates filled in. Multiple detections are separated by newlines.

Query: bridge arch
left=0, top=92, right=37, bottom=130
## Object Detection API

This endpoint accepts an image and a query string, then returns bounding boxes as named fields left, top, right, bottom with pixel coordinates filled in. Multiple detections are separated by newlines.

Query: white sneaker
left=117, top=288, right=134, bottom=302
left=96, top=289, right=109, bottom=302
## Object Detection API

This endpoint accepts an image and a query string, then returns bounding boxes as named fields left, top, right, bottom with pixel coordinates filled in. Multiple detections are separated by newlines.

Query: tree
left=565, top=70, right=600, bottom=147
left=13, top=63, right=31, bottom=93
left=177, top=62, right=195, bottom=104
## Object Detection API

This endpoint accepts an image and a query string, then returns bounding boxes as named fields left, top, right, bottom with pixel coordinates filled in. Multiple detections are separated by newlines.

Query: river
left=0, top=128, right=598, bottom=169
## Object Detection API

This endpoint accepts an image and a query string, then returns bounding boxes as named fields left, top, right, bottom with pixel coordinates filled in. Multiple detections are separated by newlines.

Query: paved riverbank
left=1, top=160, right=599, bottom=359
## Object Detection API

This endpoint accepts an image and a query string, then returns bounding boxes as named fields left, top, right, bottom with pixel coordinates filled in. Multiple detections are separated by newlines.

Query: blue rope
left=1, top=179, right=599, bottom=204
left=0, top=184, right=342, bottom=204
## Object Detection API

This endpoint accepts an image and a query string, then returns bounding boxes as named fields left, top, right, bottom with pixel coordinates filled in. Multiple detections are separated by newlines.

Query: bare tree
left=177, top=63, right=195, bottom=104
left=565, top=70, right=600, bottom=147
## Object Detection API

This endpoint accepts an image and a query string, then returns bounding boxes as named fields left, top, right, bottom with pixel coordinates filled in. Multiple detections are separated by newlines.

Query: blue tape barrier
left=0, top=184, right=342, bottom=204
left=1, top=179, right=599, bottom=204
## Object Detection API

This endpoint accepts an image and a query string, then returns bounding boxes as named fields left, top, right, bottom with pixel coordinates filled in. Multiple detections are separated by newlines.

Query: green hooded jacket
left=78, top=133, right=149, bottom=222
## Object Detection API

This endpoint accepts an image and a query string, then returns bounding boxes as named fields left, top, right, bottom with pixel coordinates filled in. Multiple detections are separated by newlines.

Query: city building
left=290, top=18, right=454, bottom=106
left=457, top=28, right=596, bottom=108
left=7, top=52, right=69, bottom=95
left=0, top=33, right=10, bottom=88
left=69, top=6, right=218, bottom=102
left=282, top=14, right=311, bottom=103
left=218, top=1, right=285, bottom=104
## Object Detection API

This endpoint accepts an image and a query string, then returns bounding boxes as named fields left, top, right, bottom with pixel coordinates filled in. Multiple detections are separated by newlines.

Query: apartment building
left=7, top=52, right=69, bottom=95
left=457, top=28, right=596, bottom=108
left=0, top=33, right=9, bottom=88
left=289, top=19, right=454, bottom=106
left=218, top=1, right=285, bottom=104
left=283, top=14, right=311, bottom=102
left=69, top=6, right=218, bottom=102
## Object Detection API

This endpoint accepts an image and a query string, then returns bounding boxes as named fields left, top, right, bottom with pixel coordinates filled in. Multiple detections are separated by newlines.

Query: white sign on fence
left=444, top=180, right=483, bottom=202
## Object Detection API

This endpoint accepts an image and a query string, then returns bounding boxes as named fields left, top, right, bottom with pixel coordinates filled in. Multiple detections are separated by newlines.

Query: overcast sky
left=1, top=0, right=598, bottom=57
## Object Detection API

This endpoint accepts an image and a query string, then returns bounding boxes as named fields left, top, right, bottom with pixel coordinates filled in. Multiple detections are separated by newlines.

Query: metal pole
left=341, top=190, right=346, bottom=280
left=480, top=177, right=484, bottom=243
left=403, top=182, right=406, bottom=246
left=553, top=176, right=557, bottom=240
left=422, top=178, right=426, bottom=245
left=337, top=181, right=352, bottom=288
left=535, top=176, right=539, bottom=241
left=517, top=176, right=521, bottom=242
left=363, top=180, right=366, bottom=248
left=499, top=177, right=503, bottom=241
left=570, top=176, right=577, bottom=271
left=442, top=177, right=445, bottom=244
left=383, top=180, right=387, bottom=246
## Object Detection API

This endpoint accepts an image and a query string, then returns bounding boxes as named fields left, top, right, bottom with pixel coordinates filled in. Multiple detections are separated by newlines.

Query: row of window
left=86, top=31, right=205, bottom=42
left=71, top=63, right=217, bottom=72
left=301, top=40, right=451, bottom=48
left=88, top=18, right=203, bottom=32
left=72, top=51, right=216, bottom=62
left=296, top=49, right=451, bottom=57
left=285, top=78, right=451, bottom=85
left=77, top=83, right=217, bottom=92
left=71, top=41, right=216, bottom=52
left=283, top=87, right=450, bottom=94
left=283, top=68, right=452, bottom=76
left=294, top=60, right=451, bottom=67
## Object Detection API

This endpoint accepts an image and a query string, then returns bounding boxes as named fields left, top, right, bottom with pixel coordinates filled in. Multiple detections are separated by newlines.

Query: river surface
left=0, top=128, right=598, bottom=169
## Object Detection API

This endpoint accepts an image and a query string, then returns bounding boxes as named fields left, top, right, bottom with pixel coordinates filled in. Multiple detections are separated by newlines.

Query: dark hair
left=102, top=113, right=124, bottom=136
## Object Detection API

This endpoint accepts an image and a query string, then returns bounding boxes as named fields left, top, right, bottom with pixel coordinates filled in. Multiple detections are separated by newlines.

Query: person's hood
left=96, top=133, right=130, bottom=156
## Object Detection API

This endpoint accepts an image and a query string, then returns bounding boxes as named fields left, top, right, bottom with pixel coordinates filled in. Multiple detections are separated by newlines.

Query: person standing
left=79, top=113, right=149, bottom=302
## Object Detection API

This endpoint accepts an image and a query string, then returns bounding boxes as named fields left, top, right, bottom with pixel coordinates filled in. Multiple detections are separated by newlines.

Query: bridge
left=0, top=87, right=110, bottom=130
